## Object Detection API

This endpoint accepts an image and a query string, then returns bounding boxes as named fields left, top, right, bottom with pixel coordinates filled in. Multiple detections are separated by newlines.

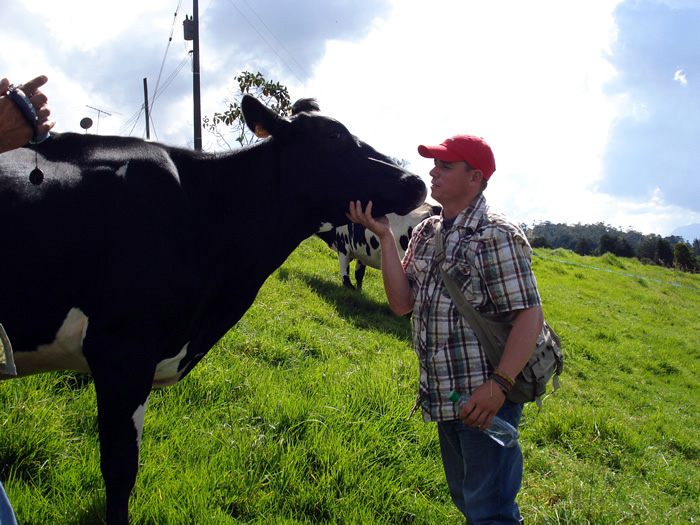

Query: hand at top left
left=0, top=75, right=55, bottom=153
left=18, top=75, right=54, bottom=127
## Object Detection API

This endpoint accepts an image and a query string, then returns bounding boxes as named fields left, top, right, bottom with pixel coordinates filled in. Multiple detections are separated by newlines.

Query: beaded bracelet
left=489, top=378, right=509, bottom=395
left=6, top=84, right=50, bottom=144
left=492, top=369, right=516, bottom=389
left=489, top=374, right=512, bottom=394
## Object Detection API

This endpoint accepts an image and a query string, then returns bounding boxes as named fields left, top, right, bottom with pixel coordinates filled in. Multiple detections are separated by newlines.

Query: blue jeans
left=0, top=480, right=17, bottom=525
left=437, top=399, right=524, bottom=524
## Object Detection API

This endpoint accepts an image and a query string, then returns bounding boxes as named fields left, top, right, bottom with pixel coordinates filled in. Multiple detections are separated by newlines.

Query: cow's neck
left=169, top=141, right=322, bottom=362
left=177, top=140, right=319, bottom=258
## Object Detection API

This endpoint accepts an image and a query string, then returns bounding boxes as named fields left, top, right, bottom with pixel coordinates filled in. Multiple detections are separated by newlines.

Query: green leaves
left=204, top=71, right=292, bottom=148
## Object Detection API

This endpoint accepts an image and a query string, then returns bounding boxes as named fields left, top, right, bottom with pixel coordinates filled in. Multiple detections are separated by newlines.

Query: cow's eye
left=329, top=131, right=341, bottom=140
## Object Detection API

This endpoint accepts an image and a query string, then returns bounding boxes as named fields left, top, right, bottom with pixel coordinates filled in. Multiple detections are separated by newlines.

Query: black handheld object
left=7, top=84, right=50, bottom=144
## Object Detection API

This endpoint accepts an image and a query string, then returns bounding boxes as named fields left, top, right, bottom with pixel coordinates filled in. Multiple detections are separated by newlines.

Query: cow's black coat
left=0, top=95, right=426, bottom=523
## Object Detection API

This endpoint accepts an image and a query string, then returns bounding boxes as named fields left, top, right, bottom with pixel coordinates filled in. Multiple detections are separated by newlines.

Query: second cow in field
left=318, top=203, right=441, bottom=291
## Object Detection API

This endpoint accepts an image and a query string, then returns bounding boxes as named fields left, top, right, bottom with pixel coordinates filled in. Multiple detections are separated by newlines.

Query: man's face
left=428, top=159, right=474, bottom=205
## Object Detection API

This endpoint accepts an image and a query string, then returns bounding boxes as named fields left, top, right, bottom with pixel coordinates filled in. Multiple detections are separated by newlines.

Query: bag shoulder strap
left=434, top=221, right=504, bottom=369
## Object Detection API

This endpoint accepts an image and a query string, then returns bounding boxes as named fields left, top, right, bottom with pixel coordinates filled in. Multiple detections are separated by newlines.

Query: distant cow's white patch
left=13, top=308, right=90, bottom=376
left=152, top=344, right=188, bottom=387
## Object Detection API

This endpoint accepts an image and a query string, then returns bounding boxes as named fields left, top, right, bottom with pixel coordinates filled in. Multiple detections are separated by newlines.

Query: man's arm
left=495, top=305, right=544, bottom=381
left=346, top=200, right=415, bottom=315
left=459, top=305, right=544, bottom=429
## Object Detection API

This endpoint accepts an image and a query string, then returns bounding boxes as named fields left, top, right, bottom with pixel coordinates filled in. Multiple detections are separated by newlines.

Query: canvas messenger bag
left=434, top=221, right=563, bottom=408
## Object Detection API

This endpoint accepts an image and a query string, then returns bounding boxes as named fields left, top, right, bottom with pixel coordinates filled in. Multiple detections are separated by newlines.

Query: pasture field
left=1, top=238, right=698, bottom=524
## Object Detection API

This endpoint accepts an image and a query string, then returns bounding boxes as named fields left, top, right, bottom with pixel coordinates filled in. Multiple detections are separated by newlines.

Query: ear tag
left=29, top=167, right=45, bottom=185
left=254, top=124, right=270, bottom=138
left=29, top=150, right=44, bottom=185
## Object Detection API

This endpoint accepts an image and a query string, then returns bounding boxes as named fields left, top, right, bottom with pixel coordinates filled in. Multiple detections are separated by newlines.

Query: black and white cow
left=317, top=202, right=441, bottom=291
left=0, top=95, right=426, bottom=524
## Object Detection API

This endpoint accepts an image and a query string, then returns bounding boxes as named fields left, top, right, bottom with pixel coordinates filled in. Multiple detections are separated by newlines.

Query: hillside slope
left=1, top=238, right=698, bottom=523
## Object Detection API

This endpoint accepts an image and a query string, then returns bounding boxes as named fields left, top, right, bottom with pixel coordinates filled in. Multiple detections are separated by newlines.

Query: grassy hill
left=1, top=237, right=698, bottom=524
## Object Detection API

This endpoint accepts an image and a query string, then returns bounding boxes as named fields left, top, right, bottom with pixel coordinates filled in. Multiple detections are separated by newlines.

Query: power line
left=225, top=0, right=308, bottom=84
left=240, top=0, right=311, bottom=81
left=150, top=0, right=184, bottom=119
left=119, top=51, right=191, bottom=138
left=154, top=53, right=192, bottom=104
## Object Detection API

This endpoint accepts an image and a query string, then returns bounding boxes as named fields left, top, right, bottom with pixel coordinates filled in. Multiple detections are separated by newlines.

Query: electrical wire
left=119, top=1, right=189, bottom=139
left=150, top=0, right=183, bottom=119
left=123, top=0, right=310, bottom=140
left=153, top=53, right=192, bottom=106
left=240, top=0, right=311, bottom=81
left=225, top=0, right=307, bottom=85
left=119, top=51, right=190, bottom=138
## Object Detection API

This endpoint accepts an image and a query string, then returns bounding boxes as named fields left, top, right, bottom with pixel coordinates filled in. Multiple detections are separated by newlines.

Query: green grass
left=1, top=239, right=698, bottom=523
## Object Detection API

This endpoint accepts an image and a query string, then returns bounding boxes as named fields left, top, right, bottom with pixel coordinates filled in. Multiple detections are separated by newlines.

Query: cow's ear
left=241, top=95, right=290, bottom=140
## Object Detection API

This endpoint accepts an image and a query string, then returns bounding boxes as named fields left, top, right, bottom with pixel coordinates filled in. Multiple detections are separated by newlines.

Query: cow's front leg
left=90, top=358, right=155, bottom=525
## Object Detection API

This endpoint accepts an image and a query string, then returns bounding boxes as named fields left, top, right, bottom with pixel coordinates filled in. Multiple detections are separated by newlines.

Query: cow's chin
left=372, top=197, right=424, bottom=218
left=320, top=201, right=415, bottom=227
left=376, top=184, right=428, bottom=217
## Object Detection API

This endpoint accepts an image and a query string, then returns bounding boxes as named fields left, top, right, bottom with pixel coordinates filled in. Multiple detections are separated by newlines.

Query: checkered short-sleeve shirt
left=402, top=194, right=541, bottom=422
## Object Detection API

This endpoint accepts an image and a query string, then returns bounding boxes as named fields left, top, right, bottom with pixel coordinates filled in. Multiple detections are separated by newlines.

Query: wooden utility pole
left=143, top=78, right=151, bottom=140
left=192, top=0, right=202, bottom=150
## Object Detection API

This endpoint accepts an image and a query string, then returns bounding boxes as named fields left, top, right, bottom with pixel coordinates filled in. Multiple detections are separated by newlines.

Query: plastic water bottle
left=448, top=390, right=519, bottom=448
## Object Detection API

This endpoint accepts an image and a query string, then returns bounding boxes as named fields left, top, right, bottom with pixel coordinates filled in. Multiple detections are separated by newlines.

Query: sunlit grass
left=1, top=238, right=698, bottom=523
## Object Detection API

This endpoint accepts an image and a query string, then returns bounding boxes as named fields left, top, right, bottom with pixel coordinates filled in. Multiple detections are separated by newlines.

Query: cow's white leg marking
left=13, top=307, right=90, bottom=375
left=152, top=344, right=189, bottom=387
left=132, top=395, right=149, bottom=448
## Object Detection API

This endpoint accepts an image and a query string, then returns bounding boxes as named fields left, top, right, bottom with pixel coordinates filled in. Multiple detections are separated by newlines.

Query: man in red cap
left=347, top=134, right=543, bottom=523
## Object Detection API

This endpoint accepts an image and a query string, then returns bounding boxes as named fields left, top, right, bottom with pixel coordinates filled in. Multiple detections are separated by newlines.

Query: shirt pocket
left=408, top=255, right=432, bottom=289
left=441, top=260, right=475, bottom=301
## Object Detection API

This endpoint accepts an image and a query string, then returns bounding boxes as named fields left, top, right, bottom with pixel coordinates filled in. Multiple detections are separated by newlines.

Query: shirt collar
left=441, top=193, right=487, bottom=233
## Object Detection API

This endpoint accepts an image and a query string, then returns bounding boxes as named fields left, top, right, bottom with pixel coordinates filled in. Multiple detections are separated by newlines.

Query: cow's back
left=0, top=134, right=198, bottom=352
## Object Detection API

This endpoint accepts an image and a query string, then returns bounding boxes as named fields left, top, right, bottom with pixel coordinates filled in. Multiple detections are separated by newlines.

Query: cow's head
left=241, top=95, right=426, bottom=227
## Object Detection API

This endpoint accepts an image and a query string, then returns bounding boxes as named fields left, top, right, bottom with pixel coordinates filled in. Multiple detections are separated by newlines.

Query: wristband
left=6, top=84, right=50, bottom=144
left=489, top=374, right=512, bottom=394
left=492, top=369, right=516, bottom=389
left=490, top=378, right=508, bottom=395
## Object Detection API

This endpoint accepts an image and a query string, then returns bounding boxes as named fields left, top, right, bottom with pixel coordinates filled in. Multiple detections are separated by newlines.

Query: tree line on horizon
left=525, top=221, right=699, bottom=273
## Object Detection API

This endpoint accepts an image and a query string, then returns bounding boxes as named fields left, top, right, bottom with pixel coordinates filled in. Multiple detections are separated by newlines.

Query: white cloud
left=306, top=0, right=627, bottom=227
left=3, top=0, right=696, bottom=237
left=674, top=69, right=688, bottom=85
left=19, top=0, right=174, bottom=53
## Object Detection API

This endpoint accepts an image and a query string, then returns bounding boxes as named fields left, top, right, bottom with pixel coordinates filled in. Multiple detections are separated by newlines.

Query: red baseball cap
left=418, top=135, right=496, bottom=180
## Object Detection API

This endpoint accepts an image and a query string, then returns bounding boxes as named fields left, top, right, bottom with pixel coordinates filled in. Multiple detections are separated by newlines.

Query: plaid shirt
left=403, top=194, right=541, bottom=422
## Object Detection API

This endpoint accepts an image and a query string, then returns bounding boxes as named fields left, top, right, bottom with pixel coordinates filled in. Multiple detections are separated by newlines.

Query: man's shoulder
left=480, top=203, right=528, bottom=240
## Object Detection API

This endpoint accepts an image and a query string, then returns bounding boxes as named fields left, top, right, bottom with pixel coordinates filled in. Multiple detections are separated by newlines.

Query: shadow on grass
left=288, top=270, right=412, bottom=342
left=68, top=497, right=106, bottom=525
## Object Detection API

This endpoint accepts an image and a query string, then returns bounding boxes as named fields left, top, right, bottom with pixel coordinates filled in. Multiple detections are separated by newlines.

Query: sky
left=2, top=0, right=698, bottom=240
